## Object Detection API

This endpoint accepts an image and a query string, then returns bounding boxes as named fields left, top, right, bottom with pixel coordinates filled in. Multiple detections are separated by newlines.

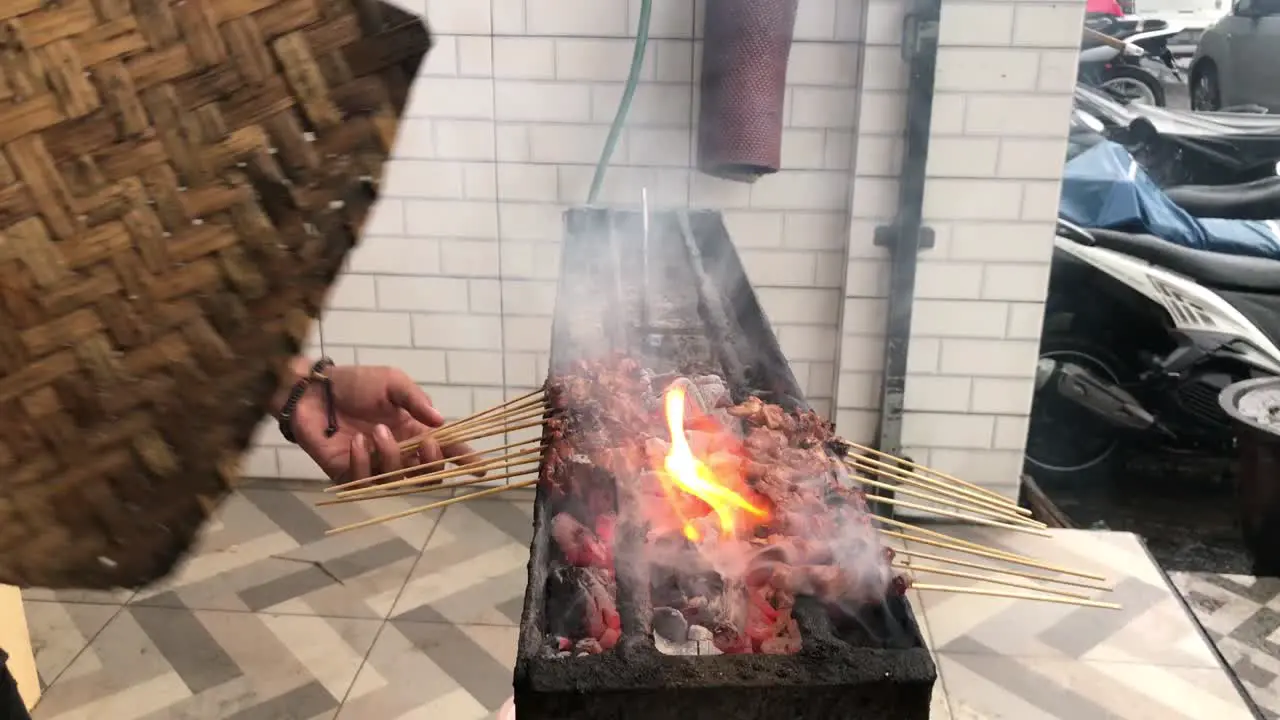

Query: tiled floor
left=20, top=483, right=1260, bottom=719
left=1170, top=572, right=1280, bottom=719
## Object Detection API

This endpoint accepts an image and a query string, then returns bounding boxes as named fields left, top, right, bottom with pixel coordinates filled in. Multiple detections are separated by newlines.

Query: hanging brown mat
left=697, top=0, right=798, bottom=182
left=0, top=0, right=430, bottom=590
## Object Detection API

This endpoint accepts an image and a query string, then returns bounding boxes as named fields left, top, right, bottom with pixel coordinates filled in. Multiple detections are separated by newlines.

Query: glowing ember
left=660, top=384, right=767, bottom=541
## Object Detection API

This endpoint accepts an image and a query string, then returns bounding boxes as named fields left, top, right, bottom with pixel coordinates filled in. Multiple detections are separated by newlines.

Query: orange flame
left=661, top=384, right=767, bottom=541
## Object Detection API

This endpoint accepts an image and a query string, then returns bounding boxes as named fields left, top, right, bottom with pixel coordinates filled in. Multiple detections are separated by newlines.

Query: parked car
left=1190, top=0, right=1280, bottom=111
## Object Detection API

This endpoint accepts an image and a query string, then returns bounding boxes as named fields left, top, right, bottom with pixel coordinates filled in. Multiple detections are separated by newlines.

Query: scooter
left=1078, top=21, right=1184, bottom=106
left=1073, top=84, right=1280, bottom=188
left=1028, top=141, right=1280, bottom=489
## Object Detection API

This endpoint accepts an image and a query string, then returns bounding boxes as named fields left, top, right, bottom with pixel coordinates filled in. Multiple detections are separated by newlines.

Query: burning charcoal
left=547, top=565, right=592, bottom=640
left=575, top=637, right=604, bottom=655
left=687, top=625, right=713, bottom=642
left=652, top=606, right=688, bottom=642
left=711, top=621, right=752, bottom=654
left=599, top=627, right=620, bottom=650
left=654, top=633, right=699, bottom=656
left=552, top=512, right=610, bottom=568
left=696, top=640, right=723, bottom=656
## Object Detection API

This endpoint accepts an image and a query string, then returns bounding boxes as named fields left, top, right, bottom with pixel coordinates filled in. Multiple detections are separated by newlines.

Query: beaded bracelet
left=277, top=357, right=338, bottom=443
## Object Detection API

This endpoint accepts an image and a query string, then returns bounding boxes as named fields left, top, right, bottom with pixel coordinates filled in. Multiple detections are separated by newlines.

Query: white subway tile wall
left=838, top=0, right=1084, bottom=498
left=253, top=0, right=1082, bottom=495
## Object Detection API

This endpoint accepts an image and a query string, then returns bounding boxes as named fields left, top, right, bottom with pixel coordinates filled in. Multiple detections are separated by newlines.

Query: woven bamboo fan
left=0, top=0, right=431, bottom=589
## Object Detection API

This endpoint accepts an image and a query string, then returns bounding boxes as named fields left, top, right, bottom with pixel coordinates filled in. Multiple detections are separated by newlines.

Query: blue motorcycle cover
left=1058, top=141, right=1280, bottom=259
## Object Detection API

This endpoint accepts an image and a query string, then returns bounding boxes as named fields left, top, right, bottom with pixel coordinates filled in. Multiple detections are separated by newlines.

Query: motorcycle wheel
left=1024, top=334, right=1134, bottom=488
left=1190, top=62, right=1220, bottom=112
left=1100, top=65, right=1166, bottom=107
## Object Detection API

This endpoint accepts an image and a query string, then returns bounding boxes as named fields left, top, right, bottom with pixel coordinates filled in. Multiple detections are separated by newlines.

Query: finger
left=386, top=373, right=444, bottom=427
left=372, top=424, right=403, bottom=475
left=349, top=433, right=373, bottom=482
left=442, top=440, right=486, bottom=476
left=416, top=436, right=445, bottom=467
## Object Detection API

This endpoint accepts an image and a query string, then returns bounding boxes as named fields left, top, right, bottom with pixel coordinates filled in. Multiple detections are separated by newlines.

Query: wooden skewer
left=336, top=447, right=543, bottom=498
left=893, top=546, right=1111, bottom=592
left=853, top=472, right=1046, bottom=529
left=435, top=405, right=550, bottom=445
left=400, top=388, right=546, bottom=451
left=894, top=560, right=1094, bottom=600
left=869, top=496, right=1050, bottom=537
left=844, top=455, right=1032, bottom=518
left=880, top=526, right=1103, bottom=584
left=394, top=386, right=545, bottom=448
left=911, top=583, right=1122, bottom=610
left=327, top=437, right=542, bottom=493
left=327, top=478, right=539, bottom=535
left=436, top=397, right=548, bottom=436
left=439, top=416, right=548, bottom=446
left=317, top=465, right=539, bottom=506
left=836, top=438, right=1011, bottom=505
left=332, top=454, right=541, bottom=503
left=873, top=514, right=1107, bottom=582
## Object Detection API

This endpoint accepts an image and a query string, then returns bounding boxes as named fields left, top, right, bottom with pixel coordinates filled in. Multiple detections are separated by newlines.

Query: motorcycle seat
left=1164, top=177, right=1280, bottom=221
left=1087, top=228, right=1280, bottom=292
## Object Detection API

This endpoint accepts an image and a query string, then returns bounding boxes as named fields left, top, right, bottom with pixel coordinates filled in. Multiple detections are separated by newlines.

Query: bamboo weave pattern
left=0, top=0, right=430, bottom=589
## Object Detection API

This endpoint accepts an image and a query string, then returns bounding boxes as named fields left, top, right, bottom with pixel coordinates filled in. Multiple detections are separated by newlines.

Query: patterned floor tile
left=336, top=620, right=517, bottom=720
left=1170, top=571, right=1280, bottom=717
left=22, top=588, right=134, bottom=605
left=130, top=487, right=444, bottom=618
left=391, top=498, right=534, bottom=627
left=907, top=588, right=955, bottom=720
left=912, top=528, right=1220, bottom=668
left=30, top=606, right=381, bottom=720
left=936, top=652, right=1256, bottom=720
left=23, top=602, right=121, bottom=690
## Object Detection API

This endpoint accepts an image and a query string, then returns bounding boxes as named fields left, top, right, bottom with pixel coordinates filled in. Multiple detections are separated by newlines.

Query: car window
left=1243, top=0, right=1280, bottom=15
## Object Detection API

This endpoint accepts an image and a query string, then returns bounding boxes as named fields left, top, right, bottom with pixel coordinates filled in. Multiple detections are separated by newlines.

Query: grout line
left=34, top=601, right=131, bottom=701
left=334, top=502, right=453, bottom=712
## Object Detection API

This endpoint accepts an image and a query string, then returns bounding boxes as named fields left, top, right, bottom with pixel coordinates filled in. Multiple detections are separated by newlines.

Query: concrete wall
left=247, top=0, right=1086, bottom=496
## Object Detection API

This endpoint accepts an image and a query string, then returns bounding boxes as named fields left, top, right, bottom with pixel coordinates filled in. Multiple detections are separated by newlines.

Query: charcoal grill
left=513, top=208, right=936, bottom=719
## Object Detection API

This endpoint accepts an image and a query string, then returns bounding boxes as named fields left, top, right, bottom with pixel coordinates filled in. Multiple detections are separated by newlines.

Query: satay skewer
left=327, top=478, right=539, bottom=535
left=911, top=583, right=1122, bottom=610
left=317, top=465, right=539, bottom=506
left=892, top=546, right=1110, bottom=592
left=843, top=455, right=1031, bottom=517
left=869, top=496, right=1050, bottom=537
left=872, top=514, right=1108, bottom=582
left=851, top=470, right=1046, bottom=529
left=878, top=526, right=1106, bottom=584
left=436, top=417, right=548, bottom=447
left=835, top=438, right=1012, bottom=505
left=335, top=446, right=544, bottom=498
left=894, top=560, right=1096, bottom=600
left=327, top=436, right=543, bottom=493
left=399, top=388, right=546, bottom=451
left=434, top=405, right=550, bottom=445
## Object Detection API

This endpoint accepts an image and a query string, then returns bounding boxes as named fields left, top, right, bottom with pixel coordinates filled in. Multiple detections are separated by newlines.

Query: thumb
left=386, top=372, right=445, bottom=427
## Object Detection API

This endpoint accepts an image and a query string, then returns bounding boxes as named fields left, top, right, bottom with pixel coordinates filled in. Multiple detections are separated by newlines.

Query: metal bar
left=875, top=0, right=941, bottom=461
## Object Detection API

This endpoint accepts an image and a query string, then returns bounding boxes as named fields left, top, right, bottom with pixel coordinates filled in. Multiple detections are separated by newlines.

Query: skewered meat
left=541, top=356, right=908, bottom=659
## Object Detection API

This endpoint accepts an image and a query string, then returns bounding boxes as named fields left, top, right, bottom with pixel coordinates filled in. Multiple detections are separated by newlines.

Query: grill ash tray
left=514, top=208, right=936, bottom=719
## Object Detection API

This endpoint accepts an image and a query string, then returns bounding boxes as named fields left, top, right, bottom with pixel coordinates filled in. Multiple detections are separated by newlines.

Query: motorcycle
left=1028, top=138, right=1280, bottom=492
left=1078, top=18, right=1184, bottom=106
left=1072, top=84, right=1280, bottom=188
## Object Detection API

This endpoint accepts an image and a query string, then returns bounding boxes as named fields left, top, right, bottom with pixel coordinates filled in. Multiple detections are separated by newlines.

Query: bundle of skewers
left=833, top=438, right=1117, bottom=611
left=315, top=384, right=1118, bottom=612
left=318, top=387, right=552, bottom=533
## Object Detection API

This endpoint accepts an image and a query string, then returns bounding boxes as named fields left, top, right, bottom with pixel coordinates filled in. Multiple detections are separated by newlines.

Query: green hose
left=586, top=0, right=653, bottom=204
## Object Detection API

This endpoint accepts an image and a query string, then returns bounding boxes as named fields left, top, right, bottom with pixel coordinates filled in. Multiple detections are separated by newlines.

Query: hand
left=278, top=361, right=476, bottom=482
